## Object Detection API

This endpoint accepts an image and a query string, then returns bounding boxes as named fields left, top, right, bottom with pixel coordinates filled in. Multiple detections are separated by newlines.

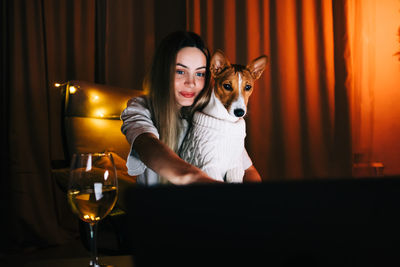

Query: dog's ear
left=247, top=55, right=268, bottom=80
left=210, top=50, right=231, bottom=78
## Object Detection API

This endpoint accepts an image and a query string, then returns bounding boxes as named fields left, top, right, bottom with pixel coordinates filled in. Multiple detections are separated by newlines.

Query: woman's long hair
left=144, top=31, right=211, bottom=153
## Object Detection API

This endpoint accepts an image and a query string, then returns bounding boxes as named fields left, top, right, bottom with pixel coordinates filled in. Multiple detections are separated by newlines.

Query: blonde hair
left=143, top=31, right=211, bottom=182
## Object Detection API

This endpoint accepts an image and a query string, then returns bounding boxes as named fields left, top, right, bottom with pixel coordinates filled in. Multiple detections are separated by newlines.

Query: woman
left=121, top=31, right=261, bottom=185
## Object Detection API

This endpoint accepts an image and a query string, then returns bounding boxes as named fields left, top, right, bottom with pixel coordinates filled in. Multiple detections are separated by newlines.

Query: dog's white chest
left=180, top=112, right=246, bottom=182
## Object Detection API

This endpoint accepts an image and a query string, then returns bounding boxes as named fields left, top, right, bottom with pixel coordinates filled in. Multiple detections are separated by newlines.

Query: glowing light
left=94, top=108, right=107, bottom=118
left=88, top=91, right=101, bottom=103
left=69, top=86, right=77, bottom=94
left=104, top=170, right=109, bottom=180
left=54, top=82, right=68, bottom=87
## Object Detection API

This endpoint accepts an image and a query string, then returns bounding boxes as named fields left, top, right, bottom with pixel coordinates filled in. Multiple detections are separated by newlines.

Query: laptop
left=123, top=177, right=400, bottom=266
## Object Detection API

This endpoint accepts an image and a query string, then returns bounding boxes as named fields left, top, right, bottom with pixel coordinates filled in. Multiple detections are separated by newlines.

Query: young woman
left=121, top=31, right=261, bottom=185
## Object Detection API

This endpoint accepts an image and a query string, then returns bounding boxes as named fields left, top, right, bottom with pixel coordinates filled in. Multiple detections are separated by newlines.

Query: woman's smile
left=179, top=91, right=196, bottom=98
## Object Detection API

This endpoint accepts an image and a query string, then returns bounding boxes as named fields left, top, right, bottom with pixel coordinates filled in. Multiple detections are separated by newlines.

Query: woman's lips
left=180, top=91, right=195, bottom=98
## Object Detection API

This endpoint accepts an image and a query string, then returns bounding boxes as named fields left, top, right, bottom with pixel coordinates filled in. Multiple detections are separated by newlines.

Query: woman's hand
left=243, top=165, right=262, bottom=183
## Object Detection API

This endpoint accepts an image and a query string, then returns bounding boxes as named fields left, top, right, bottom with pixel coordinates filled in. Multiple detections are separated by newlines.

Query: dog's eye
left=223, top=84, right=233, bottom=91
left=245, top=85, right=252, bottom=91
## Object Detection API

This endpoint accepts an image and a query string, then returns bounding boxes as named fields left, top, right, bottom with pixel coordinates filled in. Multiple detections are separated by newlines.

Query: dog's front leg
left=226, top=167, right=244, bottom=183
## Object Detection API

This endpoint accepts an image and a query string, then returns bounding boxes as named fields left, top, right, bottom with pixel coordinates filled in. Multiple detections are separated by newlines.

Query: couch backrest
left=63, top=80, right=143, bottom=160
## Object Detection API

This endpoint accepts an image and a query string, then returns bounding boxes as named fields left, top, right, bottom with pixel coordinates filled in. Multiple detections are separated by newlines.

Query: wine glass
left=68, top=152, right=118, bottom=267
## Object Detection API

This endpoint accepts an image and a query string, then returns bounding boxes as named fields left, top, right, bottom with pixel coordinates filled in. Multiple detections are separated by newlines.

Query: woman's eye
left=196, top=72, right=205, bottom=78
left=245, top=84, right=252, bottom=91
left=223, top=83, right=233, bottom=91
left=176, top=70, right=185, bottom=75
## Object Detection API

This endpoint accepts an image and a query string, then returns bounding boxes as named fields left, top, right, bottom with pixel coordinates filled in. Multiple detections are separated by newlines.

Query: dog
left=179, top=50, right=267, bottom=182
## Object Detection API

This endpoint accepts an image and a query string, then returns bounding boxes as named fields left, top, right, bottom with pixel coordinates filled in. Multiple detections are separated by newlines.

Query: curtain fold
left=186, top=0, right=352, bottom=180
left=332, top=0, right=353, bottom=176
left=103, top=0, right=155, bottom=89
left=43, top=0, right=96, bottom=163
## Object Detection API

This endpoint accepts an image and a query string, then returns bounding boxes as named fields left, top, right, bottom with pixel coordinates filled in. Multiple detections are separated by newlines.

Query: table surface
left=24, top=255, right=134, bottom=267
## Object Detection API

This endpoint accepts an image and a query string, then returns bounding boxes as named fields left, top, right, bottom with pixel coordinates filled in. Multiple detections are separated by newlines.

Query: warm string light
left=55, top=81, right=121, bottom=119
left=54, top=81, right=79, bottom=94
left=69, top=85, right=77, bottom=94
left=96, top=111, right=105, bottom=117
left=54, top=82, right=68, bottom=87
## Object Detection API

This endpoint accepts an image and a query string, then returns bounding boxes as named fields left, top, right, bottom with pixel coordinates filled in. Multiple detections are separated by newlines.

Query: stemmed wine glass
left=68, top=152, right=118, bottom=267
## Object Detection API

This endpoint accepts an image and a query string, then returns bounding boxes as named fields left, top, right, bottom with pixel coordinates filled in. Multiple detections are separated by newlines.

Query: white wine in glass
left=68, top=152, right=118, bottom=267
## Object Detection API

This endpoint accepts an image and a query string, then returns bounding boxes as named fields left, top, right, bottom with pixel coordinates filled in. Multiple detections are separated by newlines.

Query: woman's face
left=174, top=47, right=207, bottom=107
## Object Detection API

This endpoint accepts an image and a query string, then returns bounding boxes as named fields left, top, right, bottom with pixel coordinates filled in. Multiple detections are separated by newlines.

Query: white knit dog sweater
left=179, top=92, right=246, bottom=182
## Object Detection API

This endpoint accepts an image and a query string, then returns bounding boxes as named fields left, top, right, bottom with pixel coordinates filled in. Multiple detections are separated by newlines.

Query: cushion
left=65, top=117, right=131, bottom=160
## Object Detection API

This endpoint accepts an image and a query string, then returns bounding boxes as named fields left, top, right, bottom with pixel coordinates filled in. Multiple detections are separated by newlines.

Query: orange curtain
left=186, top=0, right=353, bottom=180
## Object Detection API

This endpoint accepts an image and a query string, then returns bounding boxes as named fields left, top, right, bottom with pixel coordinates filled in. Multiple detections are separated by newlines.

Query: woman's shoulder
left=126, top=95, right=149, bottom=109
left=121, top=94, right=152, bottom=119
left=126, top=95, right=149, bottom=108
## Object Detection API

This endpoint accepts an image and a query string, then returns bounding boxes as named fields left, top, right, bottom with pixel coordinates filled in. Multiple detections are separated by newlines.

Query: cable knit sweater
left=179, top=92, right=247, bottom=183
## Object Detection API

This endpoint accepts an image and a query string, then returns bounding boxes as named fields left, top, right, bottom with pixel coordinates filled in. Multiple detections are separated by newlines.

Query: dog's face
left=210, top=50, right=268, bottom=118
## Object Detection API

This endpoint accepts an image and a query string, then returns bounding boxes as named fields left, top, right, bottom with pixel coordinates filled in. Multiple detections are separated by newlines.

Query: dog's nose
left=234, top=109, right=245, bottom=117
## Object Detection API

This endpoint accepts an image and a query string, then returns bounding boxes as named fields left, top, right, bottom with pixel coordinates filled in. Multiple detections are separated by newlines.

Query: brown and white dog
left=180, top=50, right=267, bottom=182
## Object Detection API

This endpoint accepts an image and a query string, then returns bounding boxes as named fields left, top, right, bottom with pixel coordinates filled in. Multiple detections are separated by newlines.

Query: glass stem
left=89, top=223, right=99, bottom=267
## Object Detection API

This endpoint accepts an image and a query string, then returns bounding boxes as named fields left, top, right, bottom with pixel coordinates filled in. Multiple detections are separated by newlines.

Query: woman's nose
left=184, top=75, right=195, bottom=88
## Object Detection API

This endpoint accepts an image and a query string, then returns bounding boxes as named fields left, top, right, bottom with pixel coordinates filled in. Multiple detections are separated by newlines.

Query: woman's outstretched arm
left=133, top=132, right=221, bottom=185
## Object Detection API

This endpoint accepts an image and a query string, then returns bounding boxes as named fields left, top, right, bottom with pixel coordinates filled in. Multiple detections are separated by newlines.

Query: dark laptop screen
left=123, top=178, right=400, bottom=266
